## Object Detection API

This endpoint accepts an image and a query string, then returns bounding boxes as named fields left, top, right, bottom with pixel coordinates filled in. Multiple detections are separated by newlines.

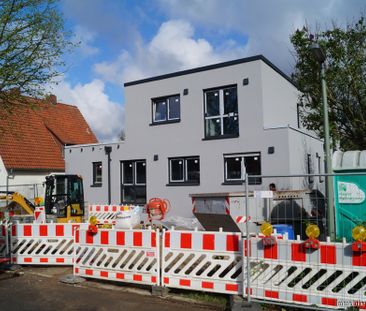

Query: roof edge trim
left=124, top=55, right=296, bottom=87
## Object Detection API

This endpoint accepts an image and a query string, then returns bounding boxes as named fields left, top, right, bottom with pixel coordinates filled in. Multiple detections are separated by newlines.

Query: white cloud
left=94, top=19, right=247, bottom=84
left=157, top=0, right=366, bottom=73
left=73, top=25, right=99, bottom=57
left=51, top=79, right=124, bottom=142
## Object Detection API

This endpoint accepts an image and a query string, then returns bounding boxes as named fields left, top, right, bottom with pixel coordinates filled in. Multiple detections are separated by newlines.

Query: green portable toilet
left=333, top=150, right=366, bottom=241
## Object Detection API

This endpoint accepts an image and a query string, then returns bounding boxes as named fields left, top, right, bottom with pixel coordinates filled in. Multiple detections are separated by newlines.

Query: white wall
left=261, top=62, right=299, bottom=129
left=65, top=58, right=324, bottom=218
left=0, top=157, right=7, bottom=186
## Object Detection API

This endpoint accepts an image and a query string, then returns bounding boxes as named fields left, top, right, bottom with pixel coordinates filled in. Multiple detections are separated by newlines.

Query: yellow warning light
left=352, top=225, right=366, bottom=242
left=260, top=222, right=273, bottom=237
left=89, top=216, right=98, bottom=226
left=305, top=224, right=320, bottom=239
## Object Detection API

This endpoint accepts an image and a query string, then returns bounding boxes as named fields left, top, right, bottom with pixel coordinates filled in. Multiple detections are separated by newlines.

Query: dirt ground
left=0, top=266, right=224, bottom=311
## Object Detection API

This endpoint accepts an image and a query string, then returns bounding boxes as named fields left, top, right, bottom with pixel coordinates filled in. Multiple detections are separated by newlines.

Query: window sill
left=150, top=119, right=180, bottom=126
left=222, top=181, right=244, bottom=186
left=90, top=184, right=102, bottom=187
left=222, top=181, right=262, bottom=186
left=202, top=134, right=239, bottom=141
left=166, top=182, right=200, bottom=187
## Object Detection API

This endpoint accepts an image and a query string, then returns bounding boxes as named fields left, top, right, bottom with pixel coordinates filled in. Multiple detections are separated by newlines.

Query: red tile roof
left=0, top=99, right=98, bottom=170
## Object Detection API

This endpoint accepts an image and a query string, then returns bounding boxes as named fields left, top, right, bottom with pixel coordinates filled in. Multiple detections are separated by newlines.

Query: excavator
left=0, top=174, right=85, bottom=223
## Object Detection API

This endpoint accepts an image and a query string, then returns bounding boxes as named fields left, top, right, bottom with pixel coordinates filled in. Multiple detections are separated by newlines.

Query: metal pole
left=321, top=64, right=335, bottom=240
left=244, top=173, right=251, bottom=303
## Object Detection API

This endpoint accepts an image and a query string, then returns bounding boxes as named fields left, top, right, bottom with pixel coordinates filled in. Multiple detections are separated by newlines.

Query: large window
left=152, top=94, right=180, bottom=124
left=168, top=156, right=200, bottom=185
left=224, top=153, right=261, bottom=185
left=204, top=85, right=239, bottom=138
left=121, top=160, right=146, bottom=204
left=92, top=162, right=102, bottom=186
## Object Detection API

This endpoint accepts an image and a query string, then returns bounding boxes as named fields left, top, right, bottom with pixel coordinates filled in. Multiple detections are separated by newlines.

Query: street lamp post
left=310, top=43, right=335, bottom=241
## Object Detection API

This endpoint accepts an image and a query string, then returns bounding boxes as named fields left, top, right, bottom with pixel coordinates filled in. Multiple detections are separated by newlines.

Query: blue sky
left=52, top=0, right=366, bottom=142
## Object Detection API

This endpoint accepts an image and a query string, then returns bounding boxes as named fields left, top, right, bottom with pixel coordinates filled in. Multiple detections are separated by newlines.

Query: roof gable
left=0, top=99, right=98, bottom=170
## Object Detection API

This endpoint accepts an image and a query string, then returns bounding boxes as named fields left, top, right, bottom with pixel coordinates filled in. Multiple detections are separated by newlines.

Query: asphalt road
left=0, top=267, right=224, bottom=311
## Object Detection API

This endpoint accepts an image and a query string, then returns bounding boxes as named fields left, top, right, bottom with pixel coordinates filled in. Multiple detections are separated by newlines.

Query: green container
left=334, top=173, right=366, bottom=241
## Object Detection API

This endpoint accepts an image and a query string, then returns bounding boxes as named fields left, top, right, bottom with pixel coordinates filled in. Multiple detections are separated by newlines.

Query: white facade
left=65, top=56, right=324, bottom=218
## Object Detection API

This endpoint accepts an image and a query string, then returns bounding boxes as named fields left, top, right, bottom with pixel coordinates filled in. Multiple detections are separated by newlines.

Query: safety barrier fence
left=11, top=223, right=82, bottom=265
left=161, top=229, right=244, bottom=295
left=87, top=205, right=121, bottom=224
left=0, top=222, right=8, bottom=260
left=249, top=236, right=366, bottom=310
left=74, top=228, right=160, bottom=286
left=2, top=223, right=366, bottom=310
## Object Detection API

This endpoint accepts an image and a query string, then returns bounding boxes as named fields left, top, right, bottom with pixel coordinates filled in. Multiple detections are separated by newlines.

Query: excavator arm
left=0, top=191, right=35, bottom=215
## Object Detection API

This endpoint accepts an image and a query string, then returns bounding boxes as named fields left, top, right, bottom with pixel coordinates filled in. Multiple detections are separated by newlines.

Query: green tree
left=291, top=17, right=366, bottom=150
left=0, top=0, right=74, bottom=112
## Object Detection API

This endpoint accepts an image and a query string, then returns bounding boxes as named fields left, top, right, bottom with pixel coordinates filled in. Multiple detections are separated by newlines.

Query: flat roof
left=124, top=54, right=296, bottom=87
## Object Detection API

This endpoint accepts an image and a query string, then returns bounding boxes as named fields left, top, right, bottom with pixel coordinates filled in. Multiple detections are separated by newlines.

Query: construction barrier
left=249, top=236, right=366, bottom=310
left=0, top=222, right=8, bottom=260
left=88, top=204, right=120, bottom=224
left=161, top=229, right=244, bottom=295
left=3, top=220, right=366, bottom=310
left=74, top=228, right=160, bottom=286
left=11, top=223, right=81, bottom=265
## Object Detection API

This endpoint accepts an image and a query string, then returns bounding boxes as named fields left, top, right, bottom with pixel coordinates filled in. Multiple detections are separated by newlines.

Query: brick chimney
left=46, top=94, right=57, bottom=105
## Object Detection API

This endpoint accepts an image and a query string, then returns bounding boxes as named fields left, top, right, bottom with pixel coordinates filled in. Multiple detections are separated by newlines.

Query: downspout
left=104, top=146, right=112, bottom=205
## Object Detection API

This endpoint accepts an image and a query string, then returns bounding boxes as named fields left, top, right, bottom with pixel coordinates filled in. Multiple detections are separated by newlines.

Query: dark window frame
left=151, top=94, right=181, bottom=125
left=167, top=156, right=200, bottom=186
left=120, top=159, right=147, bottom=204
left=316, top=152, right=324, bottom=183
left=223, top=153, right=262, bottom=185
left=92, top=162, right=102, bottom=186
left=203, top=84, right=239, bottom=139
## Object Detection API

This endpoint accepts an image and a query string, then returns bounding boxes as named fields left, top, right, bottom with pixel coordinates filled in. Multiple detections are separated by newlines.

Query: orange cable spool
left=146, top=198, right=170, bottom=221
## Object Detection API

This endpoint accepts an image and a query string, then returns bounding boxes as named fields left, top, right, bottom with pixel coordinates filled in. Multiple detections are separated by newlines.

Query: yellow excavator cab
left=0, top=174, right=85, bottom=223
left=44, top=174, right=85, bottom=223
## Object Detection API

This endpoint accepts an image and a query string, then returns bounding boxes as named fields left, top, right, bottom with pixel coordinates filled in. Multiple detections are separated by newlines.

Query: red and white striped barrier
left=34, top=206, right=46, bottom=223
left=88, top=204, right=142, bottom=224
left=74, top=228, right=160, bottom=286
left=162, top=229, right=244, bottom=295
left=0, top=222, right=9, bottom=260
left=248, top=237, right=366, bottom=309
left=11, top=223, right=81, bottom=265
left=88, top=204, right=120, bottom=224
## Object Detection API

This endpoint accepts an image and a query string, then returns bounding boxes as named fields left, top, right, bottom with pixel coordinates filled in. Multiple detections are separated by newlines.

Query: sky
left=51, top=0, right=366, bottom=142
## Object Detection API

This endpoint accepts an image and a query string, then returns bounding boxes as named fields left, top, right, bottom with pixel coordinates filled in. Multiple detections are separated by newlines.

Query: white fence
left=74, top=228, right=160, bottom=286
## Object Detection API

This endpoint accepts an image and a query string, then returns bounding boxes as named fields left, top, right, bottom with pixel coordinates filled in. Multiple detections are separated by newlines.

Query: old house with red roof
left=0, top=95, right=98, bottom=192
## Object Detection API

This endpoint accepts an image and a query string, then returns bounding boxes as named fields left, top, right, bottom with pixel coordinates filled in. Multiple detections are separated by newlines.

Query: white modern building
left=65, top=55, right=324, bottom=218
